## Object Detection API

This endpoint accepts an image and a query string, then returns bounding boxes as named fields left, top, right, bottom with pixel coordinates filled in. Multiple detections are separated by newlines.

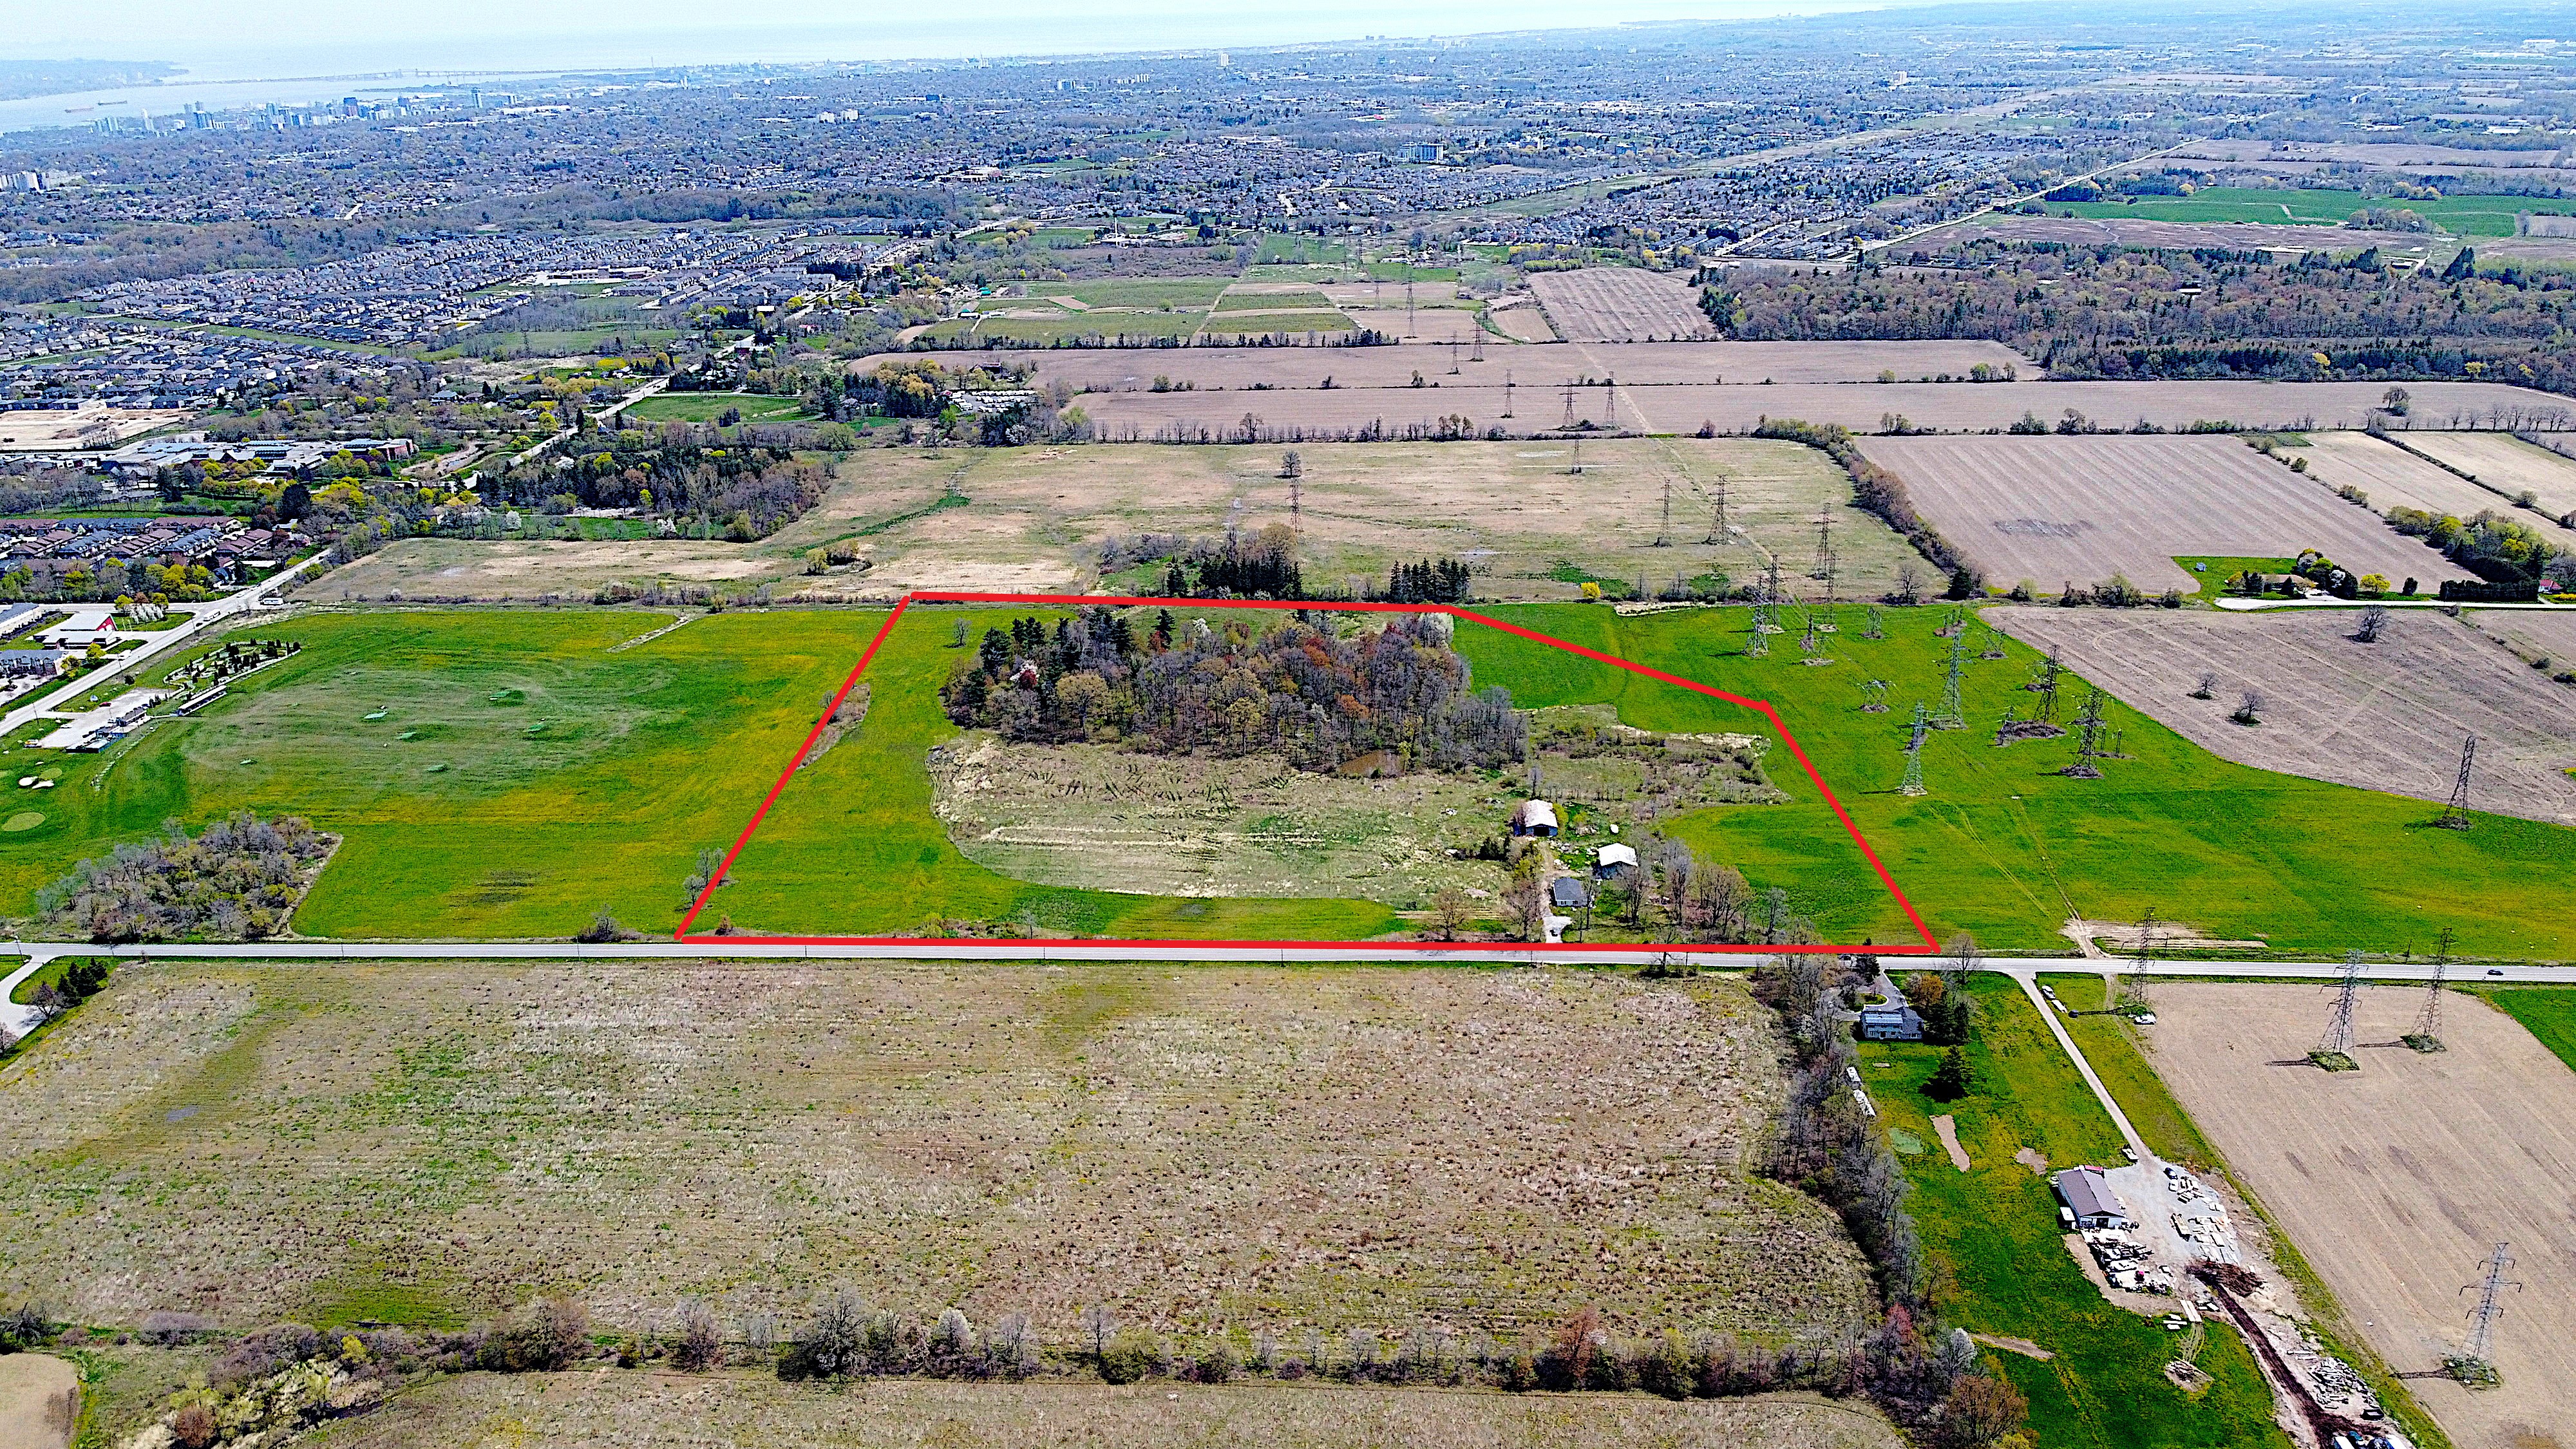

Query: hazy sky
left=2, top=0, right=1929, bottom=75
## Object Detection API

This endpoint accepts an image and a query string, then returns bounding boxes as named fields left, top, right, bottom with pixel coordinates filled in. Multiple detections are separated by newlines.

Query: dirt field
left=2397, top=431, right=2576, bottom=520
left=302, top=1376, right=1905, bottom=1449
left=308, top=450, right=964, bottom=603
left=2145, top=983, right=2576, bottom=1449
left=2477, top=608, right=2576, bottom=671
left=0, top=1355, right=75, bottom=1449
left=1083, top=379, right=2574, bottom=440
left=1922, top=216, right=2440, bottom=254
left=1988, top=606, right=2576, bottom=824
left=871, top=339, right=2038, bottom=394
left=1859, top=435, right=2474, bottom=592
left=2286, top=431, right=2520, bottom=522
left=0, top=961, right=1873, bottom=1345
left=300, top=439, right=1914, bottom=604
left=1528, top=269, right=1714, bottom=343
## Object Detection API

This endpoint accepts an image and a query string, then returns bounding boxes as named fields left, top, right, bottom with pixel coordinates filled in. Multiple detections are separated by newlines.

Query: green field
left=9, top=601, right=2570, bottom=951
left=2059, top=186, right=2576, bottom=238
left=0, top=611, right=861, bottom=938
left=1860, top=976, right=2288, bottom=1449
left=1453, top=605, right=2576, bottom=958
left=2475, top=986, right=2576, bottom=1072
left=621, top=392, right=815, bottom=424
left=1253, top=234, right=1352, bottom=265
left=1059, top=278, right=1233, bottom=309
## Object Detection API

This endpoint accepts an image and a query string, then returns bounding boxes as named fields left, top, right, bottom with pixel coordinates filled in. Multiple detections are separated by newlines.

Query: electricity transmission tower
left=1602, top=375, right=1617, bottom=430
left=1862, top=604, right=1885, bottom=639
left=1814, top=502, right=1839, bottom=629
left=1470, top=330, right=1484, bottom=363
left=1703, top=469, right=1730, bottom=543
left=2452, top=1242, right=2521, bottom=1385
left=2125, top=908, right=2159, bottom=1012
left=1747, top=569, right=1772, bottom=657
left=1759, top=557, right=1785, bottom=633
left=1448, top=338, right=1461, bottom=374
left=1654, top=475, right=1673, bottom=547
left=2409, top=925, right=2454, bottom=1051
left=1560, top=380, right=1578, bottom=430
left=1900, top=703, right=1929, bottom=796
left=1799, top=597, right=1823, bottom=654
left=2437, top=733, right=2477, bottom=829
left=1933, top=627, right=1967, bottom=728
left=1502, top=371, right=1515, bottom=417
left=2313, top=949, right=2364, bottom=1066
left=1859, top=678, right=1889, bottom=713
left=2062, top=688, right=2110, bottom=777
left=2031, top=648, right=2063, bottom=723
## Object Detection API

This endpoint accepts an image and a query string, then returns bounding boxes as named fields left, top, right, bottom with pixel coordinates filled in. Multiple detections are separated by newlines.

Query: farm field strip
left=869, top=339, right=2040, bottom=393
left=2288, top=430, right=2524, bottom=522
left=1858, top=434, right=2475, bottom=593
left=2396, top=430, right=2576, bottom=520
left=2145, top=983, right=2576, bottom=1449
left=1079, top=379, right=2576, bottom=441
left=1528, top=269, right=1714, bottom=342
left=1987, top=605, right=2576, bottom=826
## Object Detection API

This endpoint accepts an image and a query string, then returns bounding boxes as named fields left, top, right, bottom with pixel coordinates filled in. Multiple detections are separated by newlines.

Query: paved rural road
left=0, top=555, right=321, bottom=741
left=5, top=941, right=2556, bottom=1046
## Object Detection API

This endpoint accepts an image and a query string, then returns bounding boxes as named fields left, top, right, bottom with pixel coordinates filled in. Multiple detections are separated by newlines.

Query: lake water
left=0, top=0, right=1896, bottom=133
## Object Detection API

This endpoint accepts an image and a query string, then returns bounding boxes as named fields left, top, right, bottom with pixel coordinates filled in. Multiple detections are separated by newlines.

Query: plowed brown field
left=2146, top=983, right=2576, bottom=1449
left=1988, top=606, right=2576, bottom=824
left=1858, top=435, right=2474, bottom=592
left=1528, top=267, right=1713, bottom=341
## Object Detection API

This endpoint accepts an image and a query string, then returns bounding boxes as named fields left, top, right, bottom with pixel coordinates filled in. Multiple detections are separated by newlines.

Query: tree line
left=1703, top=241, right=2576, bottom=402
left=941, top=607, right=1526, bottom=773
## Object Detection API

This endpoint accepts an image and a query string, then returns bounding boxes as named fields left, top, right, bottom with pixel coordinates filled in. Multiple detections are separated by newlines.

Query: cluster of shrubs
left=37, top=813, right=337, bottom=944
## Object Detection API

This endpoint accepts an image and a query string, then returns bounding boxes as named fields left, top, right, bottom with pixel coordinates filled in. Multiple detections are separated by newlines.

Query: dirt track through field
left=1989, top=606, right=2576, bottom=824
left=2146, top=983, right=2576, bottom=1449
left=1862, top=435, right=2474, bottom=593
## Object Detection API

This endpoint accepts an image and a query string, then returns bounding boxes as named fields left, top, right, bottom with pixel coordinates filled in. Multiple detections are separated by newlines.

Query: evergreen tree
left=1924, top=1047, right=1973, bottom=1102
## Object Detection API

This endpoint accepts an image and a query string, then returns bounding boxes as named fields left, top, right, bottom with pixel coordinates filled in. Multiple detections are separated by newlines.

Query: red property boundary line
left=674, top=591, right=1938, bottom=956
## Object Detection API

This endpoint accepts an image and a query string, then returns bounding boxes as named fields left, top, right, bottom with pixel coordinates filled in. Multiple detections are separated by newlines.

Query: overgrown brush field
left=0, top=961, right=1876, bottom=1349
left=298, top=1375, right=1906, bottom=1449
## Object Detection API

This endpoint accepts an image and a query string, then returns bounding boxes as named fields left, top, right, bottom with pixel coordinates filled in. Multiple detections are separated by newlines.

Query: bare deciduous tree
left=673, top=1300, right=721, bottom=1372
left=1431, top=887, right=1470, bottom=942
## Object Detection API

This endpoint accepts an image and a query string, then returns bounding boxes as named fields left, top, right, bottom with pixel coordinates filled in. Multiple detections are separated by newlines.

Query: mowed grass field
left=0, top=611, right=874, bottom=938
left=620, top=392, right=814, bottom=424
left=1455, top=604, right=2576, bottom=958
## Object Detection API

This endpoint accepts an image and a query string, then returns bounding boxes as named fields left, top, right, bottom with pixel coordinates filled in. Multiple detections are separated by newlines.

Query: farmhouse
left=1511, top=799, right=1559, bottom=837
left=1595, top=842, right=1638, bottom=877
left=1549, top=876, right=1593, bottom=911
left=2053, top=1166, right=2134, bottom=1230
left=1859, top=994, right=1925, bottom=1042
